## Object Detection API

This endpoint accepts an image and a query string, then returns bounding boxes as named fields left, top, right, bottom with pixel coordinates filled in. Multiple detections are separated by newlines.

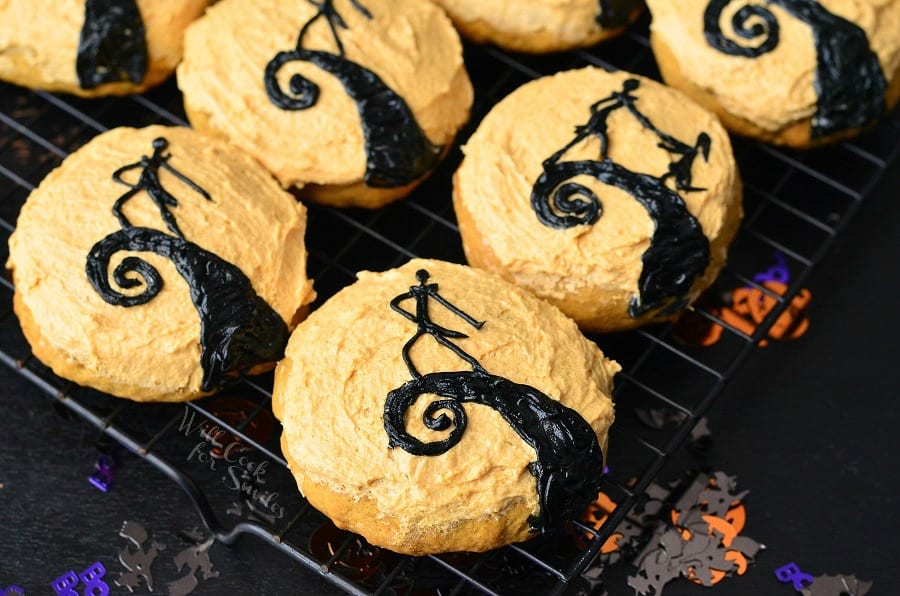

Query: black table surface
left=0, top=166, right=897, bottom=595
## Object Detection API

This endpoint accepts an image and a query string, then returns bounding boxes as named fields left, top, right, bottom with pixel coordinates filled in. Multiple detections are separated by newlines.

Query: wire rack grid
left=0, top=13, right=898, bottom=596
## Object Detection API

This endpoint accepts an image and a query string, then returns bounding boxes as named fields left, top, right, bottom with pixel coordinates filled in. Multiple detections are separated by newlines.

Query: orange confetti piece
left=726, top=550, right=749, bottom=575
left=702, top=515, right=739, bottom=547
left=675, top=280, right=812, bottom=348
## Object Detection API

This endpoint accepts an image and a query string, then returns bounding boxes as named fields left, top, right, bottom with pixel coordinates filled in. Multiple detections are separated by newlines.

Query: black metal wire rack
left=1, top=12, right=898, bottom=596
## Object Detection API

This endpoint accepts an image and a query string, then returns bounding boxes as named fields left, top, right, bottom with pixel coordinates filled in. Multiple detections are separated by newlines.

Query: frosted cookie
left=453, top=68, right=743, bottom=332
left=7, top=126, right=316, bottom=402
left=646, top=0, right=900, bottom=147
left=0, top=0, right=211, bottom=97
left=432, top=0, right=645, bottom=53
left=273, top=259, right=618, bottom=555
left=178, top=0, right=473, bottom=208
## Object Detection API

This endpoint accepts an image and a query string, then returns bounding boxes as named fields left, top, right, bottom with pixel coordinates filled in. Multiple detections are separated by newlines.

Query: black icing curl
left=382, top=270, right=606, bottom=534
left=529, top=79, right=712, bottom=318
left=531, top=162, right=603, bottom=229
left=88, top=246, right=162, bottom=308
left=703, top=0, right=888, bottom=138
left=704, top=0, right=780, bottom=57
left=264, top=51, right=321, bottom=110
left=85, top=138, right=290, bottom=393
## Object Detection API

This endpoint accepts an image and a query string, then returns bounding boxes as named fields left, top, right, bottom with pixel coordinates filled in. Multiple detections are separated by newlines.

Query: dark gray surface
left=0, top=368, right=336, bottom=595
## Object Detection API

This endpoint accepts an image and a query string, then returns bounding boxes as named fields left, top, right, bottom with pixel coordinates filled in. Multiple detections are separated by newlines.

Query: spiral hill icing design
left=85, top=137, right=289, bottom=392
left=383, top=269, right=605, bottom=534
left=704, top=0, right=887, bottom=138
left=264, top=0, right=442, bottom=187
left=530, top=78, right=712, bottom=318
left=77, top=0, right=148, bottom=89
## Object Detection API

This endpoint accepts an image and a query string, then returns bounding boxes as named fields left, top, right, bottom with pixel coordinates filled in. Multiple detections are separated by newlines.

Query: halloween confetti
left=776, top=562, right=873, bottom=596
left=115, top=521, right=165, bottom=593
left=579, top=471, right=763, bottom=595
left=88, top=454, right=118, bottom=493
left=1, top=587, right=24, bottom=596
left=627, top=472, right=763, bottom=594
left=753, top=252, right=791, bottom=286
left=51, top=562, right=110, bottom=596
left=113, top=522, right=219, bottom=595
left=777, top=562, right=815, bottom=591
left=166, top=530, right=219, bottom=596
left=634, top=408, right=712, bottom=451
left=579, top=489, right=645, bottom=565
left=801, top=576, right=872, bottom=596
left=674, top=252, right=812, bottom=348
left=88, top=437, right=120, bottom=493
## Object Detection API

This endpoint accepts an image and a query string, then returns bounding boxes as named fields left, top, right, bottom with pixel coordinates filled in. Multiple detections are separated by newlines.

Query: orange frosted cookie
left=179, top=0, right=473, bottom=208
left=273, top=259, right=618, bottom=555
left=0, top=0, right=211, bottom=97
left=454, top=67, right=743, bottom=332
left=646, top=0, right=900, bottom=147
left=7, top=126, right=315, bottom=402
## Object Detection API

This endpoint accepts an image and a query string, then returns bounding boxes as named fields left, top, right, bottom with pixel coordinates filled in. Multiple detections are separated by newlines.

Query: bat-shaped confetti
left=776, top=562, right=872, bottom=596
left=626, top=472, right=763, bottom=595
left=167, top=533, right=219, bottom=596
left=115, top=521, right=165, bottom=593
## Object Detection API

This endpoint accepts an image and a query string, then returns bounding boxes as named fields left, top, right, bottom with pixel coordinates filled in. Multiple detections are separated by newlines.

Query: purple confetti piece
left=79, top=562, right=110, bottom=596
left=50, top=571, right=79, bottom=596
left=776, top=562, right=815, bottom=592
left=89, top=454, right=118, bottom=492
left=2, top=587, right=25, bottom=596
left=753, top=252, right=791, bottom=286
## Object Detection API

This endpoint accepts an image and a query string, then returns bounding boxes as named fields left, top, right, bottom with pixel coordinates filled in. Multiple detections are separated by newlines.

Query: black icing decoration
left=703, top=0, right=887, bottom=138
left=264, top=0, right=441, bottom=188
left=110, top=138, right=211, bottom=240
left=85, top=138, right=289, bottom=392
left=76, top=0, right=148, bottom=90
left=383, top=269, right=605, bottom=534
left=596, top=0, right=641, bottom=29
left=530, top=79, right=712, bottom=317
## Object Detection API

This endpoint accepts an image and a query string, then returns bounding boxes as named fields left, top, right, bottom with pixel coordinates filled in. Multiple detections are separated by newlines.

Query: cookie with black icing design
left=453, top=67, right=743, bottom=332
left=647, top=0, right=900, bottom=147
left=7, top=125, right=316, bottom=402
left=272, top=259, right=618, bottom=555
left=0, top=0, right=212, bottom=97
left=177, top=0, right=473, bottom=209
left=432, top=0, right=645, bottom=53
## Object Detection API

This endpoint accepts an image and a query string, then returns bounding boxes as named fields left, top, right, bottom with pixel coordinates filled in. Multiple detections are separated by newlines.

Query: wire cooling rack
left=1, top=13, right=898, bottom=595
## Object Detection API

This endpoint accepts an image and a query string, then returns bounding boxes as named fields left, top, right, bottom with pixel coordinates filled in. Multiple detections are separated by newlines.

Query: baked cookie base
left=13, top=287, right=296, bottom=402
left=453, top=7, right=645, bottom=54
left=183, top=80, right=455, bottom=210
left=0, top=63, right=171, bottom=99
left=453, top=171, right=744, bottom=333
left=279, top=434, right=537, bottom=556
left=0, top=0, right=211, bottom=98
